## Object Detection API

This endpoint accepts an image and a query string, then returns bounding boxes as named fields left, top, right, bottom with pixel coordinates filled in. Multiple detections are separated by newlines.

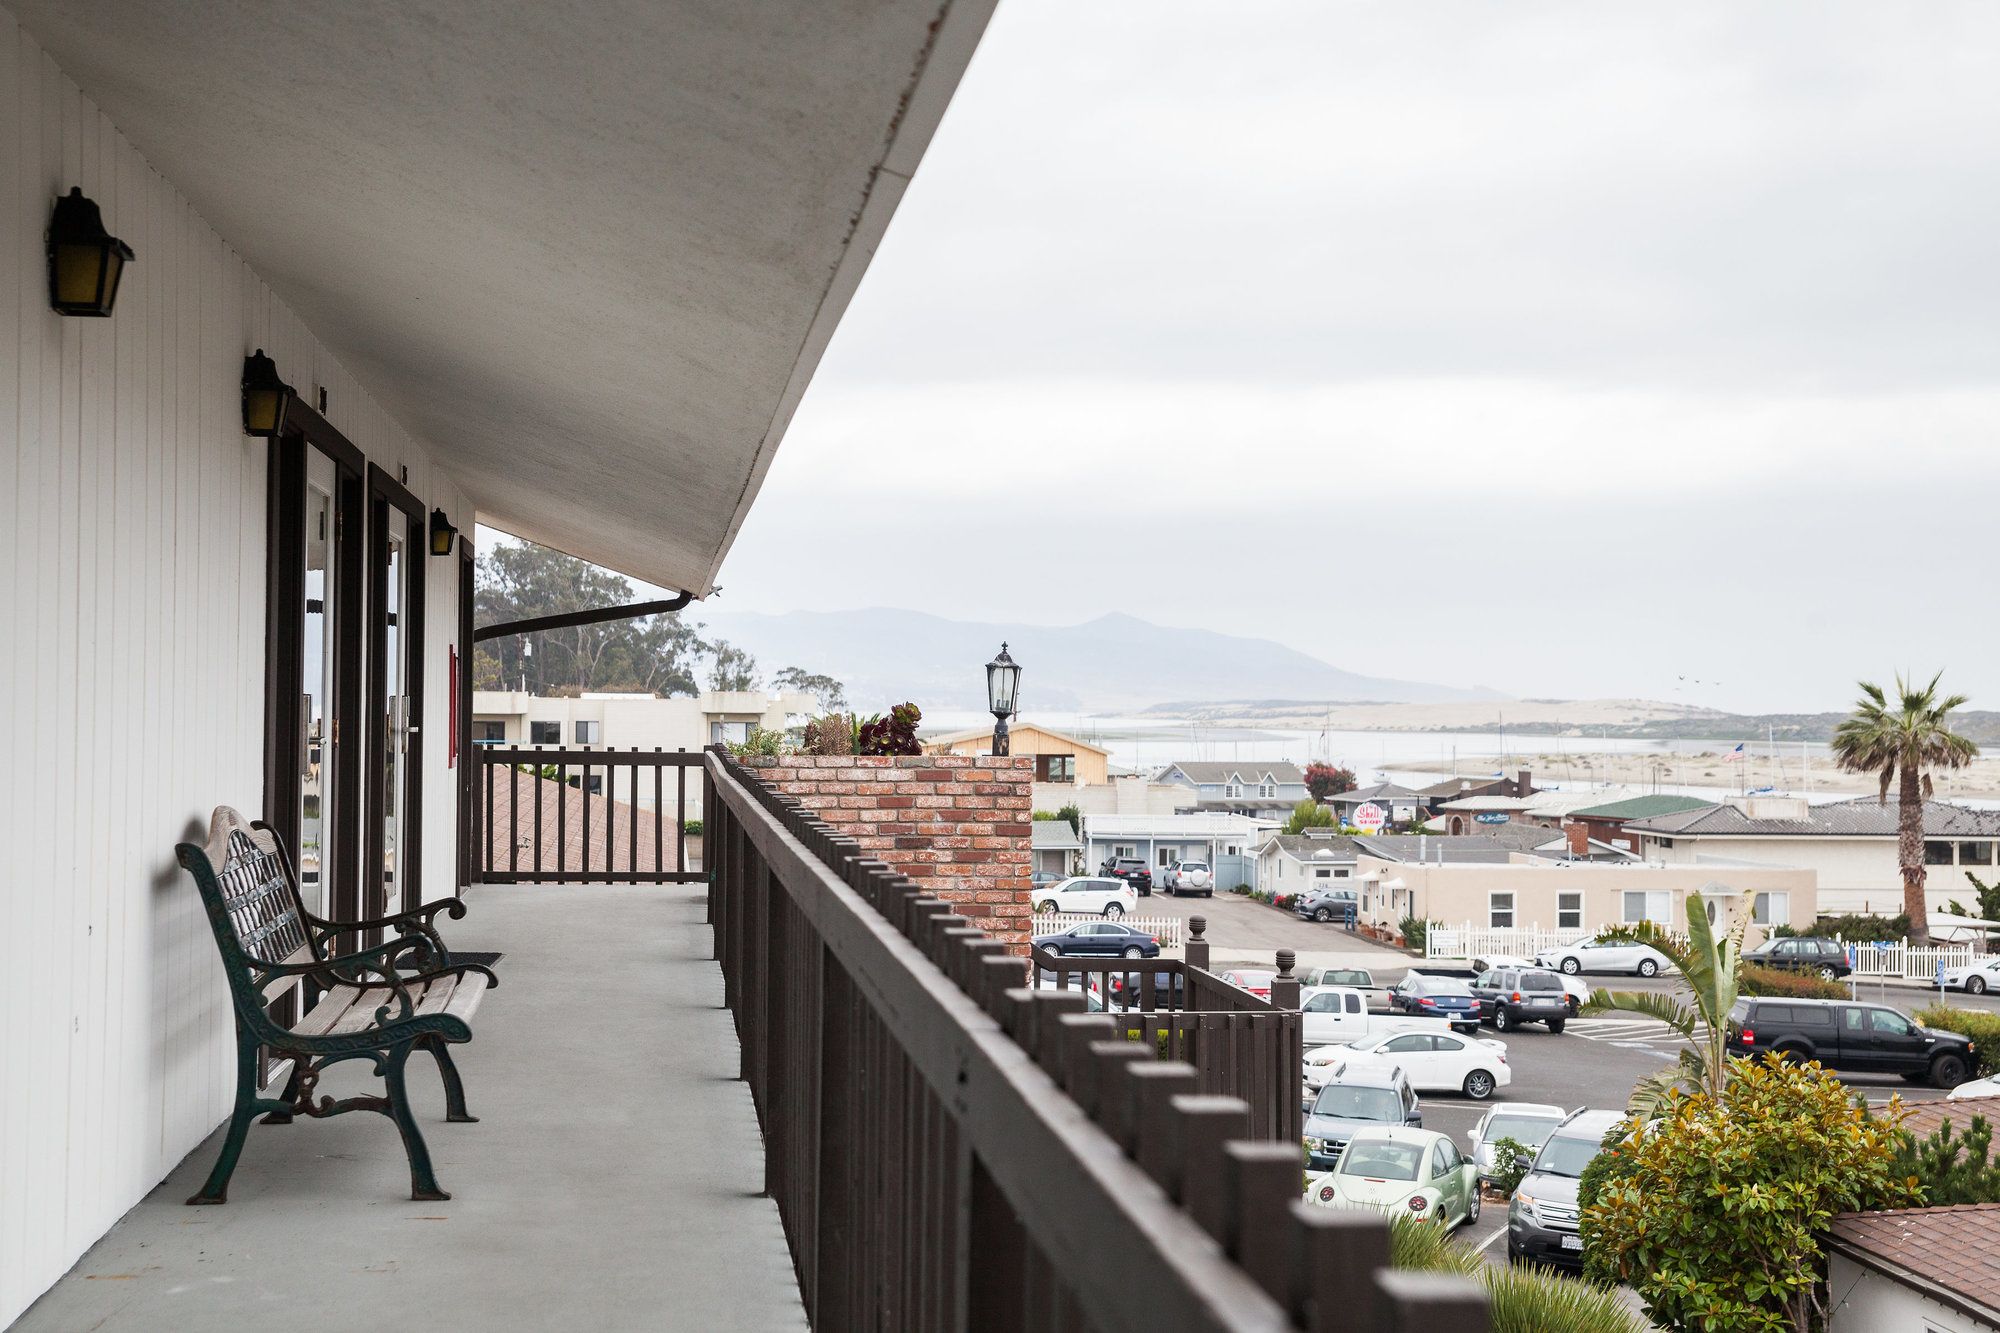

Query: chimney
left=1564, top=821, right=1589, bottom=857
left=1516, top=769, right=1534, bottom=798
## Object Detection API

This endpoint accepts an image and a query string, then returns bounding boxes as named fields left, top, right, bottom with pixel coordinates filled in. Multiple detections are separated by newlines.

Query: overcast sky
left=708, top=3, right=1999, bottom=714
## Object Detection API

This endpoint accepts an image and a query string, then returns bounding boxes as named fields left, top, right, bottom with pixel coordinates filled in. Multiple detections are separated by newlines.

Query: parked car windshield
left=1519, top=974, right=1563, bottom=992
left=1482, top=1113, right=1562, bottom=1146
left=1324, top=970, right=1371, bottom=986
left=1339, top=1139, right=1423, bottom=1181
left=1312, top=1085, right=1403, bottom=1122
left=1534, top=1135, right=1603, bottom=1178
left=1418, top=977, right=1473, bottom=996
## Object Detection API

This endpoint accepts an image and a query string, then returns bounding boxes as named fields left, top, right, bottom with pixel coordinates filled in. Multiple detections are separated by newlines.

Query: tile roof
left=1156, top=760, right=1307, bottom=785
left=1567, top=794, right=1718, bottom=821
left=1435, top=795, right=1538, bottom=812
left=1829, top=1202, right=2000, bottom=1321
left=1030, top=819, right=1082, bottom=850
left=1895, top=1094, right=2000, bottom=1145
left=1415, top=774, right=1509, bottom=799
left=1331, top=782, right=1422, bottom=804
left=1356, top=828, right=1562, bottom=864
left=1624, top=798, right=2000, bottom=838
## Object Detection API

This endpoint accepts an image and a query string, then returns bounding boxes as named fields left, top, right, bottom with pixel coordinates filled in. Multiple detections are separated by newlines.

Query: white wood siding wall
left=1, top=15, right=471, bottom=1323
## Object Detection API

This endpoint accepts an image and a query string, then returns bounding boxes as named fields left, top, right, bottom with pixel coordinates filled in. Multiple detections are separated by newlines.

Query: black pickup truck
left=1726, top=997, right=1974, bottom=1088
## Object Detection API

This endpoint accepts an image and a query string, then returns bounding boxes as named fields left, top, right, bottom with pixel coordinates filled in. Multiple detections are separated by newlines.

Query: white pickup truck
left=1300, top=985, right=1451, bottom=1048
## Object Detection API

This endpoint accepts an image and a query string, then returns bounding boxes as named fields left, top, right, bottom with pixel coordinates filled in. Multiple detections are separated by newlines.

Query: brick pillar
left=743, top=754, right=1035, bottom=952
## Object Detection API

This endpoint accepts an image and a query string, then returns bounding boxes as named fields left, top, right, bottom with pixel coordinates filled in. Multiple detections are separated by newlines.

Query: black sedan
left=1032, top=921, right=1161, bottom=958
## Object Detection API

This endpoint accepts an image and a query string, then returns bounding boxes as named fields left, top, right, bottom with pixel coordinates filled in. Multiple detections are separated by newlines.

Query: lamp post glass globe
left=985, top=642, right=1021, bottom=757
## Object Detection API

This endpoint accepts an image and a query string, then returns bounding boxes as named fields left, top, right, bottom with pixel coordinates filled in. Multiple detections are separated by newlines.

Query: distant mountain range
left=695, top=607, right=1500, bottom=712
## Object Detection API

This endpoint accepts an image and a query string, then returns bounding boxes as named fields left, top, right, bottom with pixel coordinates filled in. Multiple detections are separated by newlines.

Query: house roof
left=1567, top=794, right=1718, bottom=821
left=14, top=0, right=993, bottom=598
left=1331, top=782, right=1424, bottom=806
left=1030, top=820, right=1083, bottom=851
left=1157, top=761, right=1306, bottom=786
left=1355, top=828, right=1561, bottom=865
left=1435, top=795, right=1538, bottom=812
left=1894, top=1094, right=2000, bottom=1145
left=1414, top=775, right=1509, bottom=800
left=1083, top=813, right=1278, bottom=838
left=1624, top=798, right=2000, bottom=839
left=927, top=722, right=1109, bottom=756
left=1259, top=834, right=1366, bottom=862
left=1520, top=787, right=1644, bottom=818
left=1829, top=1203, right=2000, bottom=1324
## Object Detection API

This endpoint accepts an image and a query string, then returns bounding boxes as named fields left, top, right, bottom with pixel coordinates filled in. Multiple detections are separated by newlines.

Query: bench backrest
left=177, top=807, right=322, bottom=1010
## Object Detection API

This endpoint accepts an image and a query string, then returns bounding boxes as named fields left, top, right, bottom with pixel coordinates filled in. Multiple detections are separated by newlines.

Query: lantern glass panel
left=243, top=387, right=286, bottom=436
left=53, top=242, right=109, bottom=310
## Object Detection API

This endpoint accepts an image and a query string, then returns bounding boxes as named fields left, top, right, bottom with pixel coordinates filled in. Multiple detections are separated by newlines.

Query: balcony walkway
left=16, top=883, right=807, bottom=1332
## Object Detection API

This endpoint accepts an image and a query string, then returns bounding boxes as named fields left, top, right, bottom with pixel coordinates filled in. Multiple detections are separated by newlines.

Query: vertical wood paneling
left=0, top=22, right=474, bottom=1325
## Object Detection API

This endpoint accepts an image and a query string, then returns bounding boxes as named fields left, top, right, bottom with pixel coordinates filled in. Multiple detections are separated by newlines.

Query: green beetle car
left=1303, top=1127, right=1482, bottom=1228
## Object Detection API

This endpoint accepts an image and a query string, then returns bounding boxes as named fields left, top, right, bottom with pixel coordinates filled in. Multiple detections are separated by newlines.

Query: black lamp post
left=985, top=642, right=1021, bottom=757
left=47, top=187, right=135, bottom=316
left=241, top=349, right=296, bottom=438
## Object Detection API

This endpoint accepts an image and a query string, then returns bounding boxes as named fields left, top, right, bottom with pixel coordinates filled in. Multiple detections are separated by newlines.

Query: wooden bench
left=176, top=807, right=498, bottom=1203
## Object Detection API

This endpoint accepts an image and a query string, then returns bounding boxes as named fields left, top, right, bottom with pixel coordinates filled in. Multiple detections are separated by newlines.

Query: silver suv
left=1163, top=860, right=1213, bottom=897
left=1507, top=1107, right=1625, bottom=1269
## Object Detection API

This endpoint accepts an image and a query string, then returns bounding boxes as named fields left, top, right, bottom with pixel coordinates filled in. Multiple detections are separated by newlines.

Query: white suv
left=1163, top=860, right=1213, bottom=897
left=1034, top=876, right=1139, bottom=918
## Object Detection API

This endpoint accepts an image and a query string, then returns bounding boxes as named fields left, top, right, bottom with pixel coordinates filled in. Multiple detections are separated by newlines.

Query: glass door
left=298, top=448, right=339, bottom=915
left=367, top=471, right=426, bottom=922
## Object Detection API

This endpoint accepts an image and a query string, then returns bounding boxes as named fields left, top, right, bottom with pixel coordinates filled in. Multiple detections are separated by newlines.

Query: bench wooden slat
left=290, top=971, right=491, bottom=1040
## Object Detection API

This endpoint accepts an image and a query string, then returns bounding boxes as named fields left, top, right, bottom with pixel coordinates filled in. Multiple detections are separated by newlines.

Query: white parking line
left=1474, top=1221, right=1510, bottom=1254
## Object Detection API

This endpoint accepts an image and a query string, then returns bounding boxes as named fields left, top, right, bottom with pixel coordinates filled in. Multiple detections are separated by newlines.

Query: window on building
left=710, top=720, right=751, bottom=746
left=1489, top=892, right=1515, bottom=929
left=1225, top=783, right=1243, bottom=798
left=529, top=720, right=561, bottom=745
left=1623, top=890, right=1671, bottom=925
left=1558, top=891, right=1582, bottom=930
left=1315, top=867, right=1331, bottom=879
left=1157, top=847, right=1174, bottom=867
left=1752, top=892, right=1790, bottom=926
left=1257, top=783, right=1275, bottom=798
left=1926, top=841, right=1956, bottom=866
left=574, top=720, right=601, bottom=745
left=1113, top=844, right=1134, bottom=858
left=1960, top=842, right=1995, bottom=867
left=473, top=721, right=506, bottom=746
left=1036, top=754, right=1076, bottom=784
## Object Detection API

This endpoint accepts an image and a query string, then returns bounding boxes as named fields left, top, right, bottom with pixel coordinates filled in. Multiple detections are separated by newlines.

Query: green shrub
left=1738, top=963, right=1847, bottom=999
left=1916, top=1004, right=2000, bottom=1077
left=1398, top=916, right=1429, bottom=952
left=1812, top=912, right=1909, bottom=941
left=682, top=819, right=704, bottom=837
left=1388, top=1214, right=1643, bottom=1333
left=1489, top=1136, right=1533, bottom=1198
left=1887, top=1112, right=2000, bottom=1205
left=1231, top=883, right=1253, bottom=894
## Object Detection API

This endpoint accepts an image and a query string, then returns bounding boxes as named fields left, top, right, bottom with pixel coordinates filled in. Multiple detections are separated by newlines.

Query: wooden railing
left=1031, top=939, right=1304, bottom=1144
left=704, top=748, right=1488, bottom=1332
left=473, top=746, right=703, bottom=883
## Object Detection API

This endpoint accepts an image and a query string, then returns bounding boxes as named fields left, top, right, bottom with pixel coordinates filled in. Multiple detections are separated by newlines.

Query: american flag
left=1727, top=743, right=1747, bottom=762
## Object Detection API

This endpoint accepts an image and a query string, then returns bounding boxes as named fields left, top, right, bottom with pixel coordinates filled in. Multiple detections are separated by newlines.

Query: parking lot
left=1124, top=886, right=1992, bottom=1263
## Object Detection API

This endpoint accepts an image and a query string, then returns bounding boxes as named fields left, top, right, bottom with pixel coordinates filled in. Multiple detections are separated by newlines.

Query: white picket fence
left=1425, top=923, right=1589, bottom=961
left=1837, top=937, right=1974, bottom=983
left=1031, top=913, right=1185, bottom=949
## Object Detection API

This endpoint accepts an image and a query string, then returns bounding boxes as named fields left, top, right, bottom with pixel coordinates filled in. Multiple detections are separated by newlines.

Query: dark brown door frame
left=262, top=405, right=367, bottom=932
left=366, top=463, right=427, bottom=921
left=457, top=544, right=476, bottom=893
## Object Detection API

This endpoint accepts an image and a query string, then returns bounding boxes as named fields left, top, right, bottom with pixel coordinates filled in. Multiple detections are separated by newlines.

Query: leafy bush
left=727, top=726, right=786, bottom=758
left=1811, top=912, right=1909, bottom=941
left=1585, top=1055, right=1918, bottom=1332
left=1916, top=1004, right=2000, bottom=1077
left=1488, top=1136, right=1533, bottom=1197
left=1282, top=800, right=1336, bottom=835
left=1273, top=893, right=1299, bottom=911
left=1231, top=883, right=1253, bottom=895
left=682, top=819, right=704, bottom=837
left=800, top=712, right=855, bottom=755
left=1738, top=963, right=1848, bottom=999
left=1388, top=1214, right=1644, bottom=1333
left=1303, top=761, right=1358, bottom=801
left=1886, top=1111, right=2000, bottom=1205
left=1398, top=916, right=1429, bottom=952
left=855, top=702, right=922, bottom=756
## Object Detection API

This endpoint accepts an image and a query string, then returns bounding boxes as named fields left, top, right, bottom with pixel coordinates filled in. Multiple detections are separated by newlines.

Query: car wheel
left=1560, top=958, right=1582, bottom=976
left=1637, top=959, right=1660, bottom=978
left=1932, top=1053, right=1971, bottom=1089
left=1102, top=904, right=1125, bottom=918
left=1037, top=900, right=1059, bottom=914
left=1464, top=1189, right=1482, bottom=1227
left=1494, top=1007, right=1514, bottom=1033
left=1973, top=977, right=1989, bottom=996
left=1463, top=1070, right=1496, bottom=1100
left=1314, top=908, right=1332, bottom=923
left=1123, top=946, right=1145, bottom=959
left=1547, top=1018, right=1565, bottom=1035
left=1817, top=965, right=1839, bottom=982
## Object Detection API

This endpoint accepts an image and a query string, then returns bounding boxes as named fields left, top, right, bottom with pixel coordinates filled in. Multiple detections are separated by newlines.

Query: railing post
left=1186, top=915, right=1210, bottom=971
left=1270, top=949, right=1300, bottom=1011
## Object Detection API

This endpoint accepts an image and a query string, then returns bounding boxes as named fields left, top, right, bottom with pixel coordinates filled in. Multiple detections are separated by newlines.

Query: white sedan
left=1949, top=1076, right=2000, bottom=1101
left=1032, top=876, right=1138, bottom=918
left=1939, top=957, right=2000, bottom=995
left=1312, top=1029, right=1511, bottom=1100
left=1535, top=937, right=1678, bottom=978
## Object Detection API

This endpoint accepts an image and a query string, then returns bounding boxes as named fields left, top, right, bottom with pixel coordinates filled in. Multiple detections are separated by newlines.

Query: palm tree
left=1581, top=888, right=1751, bottom=1117
left=1831, top=673, right=1979, bottom=945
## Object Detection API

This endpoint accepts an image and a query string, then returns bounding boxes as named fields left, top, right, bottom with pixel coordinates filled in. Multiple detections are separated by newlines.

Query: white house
left=1154, top=760, right=1310, bottom=820
left=1255, top=832, right=1365, bottom=893
left=1828, top=1203, right=2000, bottom=1332
left=1082, top=813, right=1278, bottom=885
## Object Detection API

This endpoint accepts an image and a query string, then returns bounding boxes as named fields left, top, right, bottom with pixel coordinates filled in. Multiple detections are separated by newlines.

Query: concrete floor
left=15, top=883, right=808, bottom=1333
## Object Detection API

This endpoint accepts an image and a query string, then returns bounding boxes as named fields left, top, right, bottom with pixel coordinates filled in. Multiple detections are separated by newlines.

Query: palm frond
left=1583, top=989, right=1696, bottom=1040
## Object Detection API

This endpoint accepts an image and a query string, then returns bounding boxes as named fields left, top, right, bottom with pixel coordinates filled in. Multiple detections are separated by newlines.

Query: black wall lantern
left=986, top=642, right=1022, bottom=757
left=241, top=349, right=296, bottom=438
left=47, top=187, right=135, bottom=317
left=429, top=508, right=459, bottom=557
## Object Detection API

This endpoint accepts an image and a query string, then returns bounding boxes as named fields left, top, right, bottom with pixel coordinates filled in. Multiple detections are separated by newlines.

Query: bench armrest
left=305, top=899, right=466, bottom=972
left=250, top=937, right=429, bottom=1021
